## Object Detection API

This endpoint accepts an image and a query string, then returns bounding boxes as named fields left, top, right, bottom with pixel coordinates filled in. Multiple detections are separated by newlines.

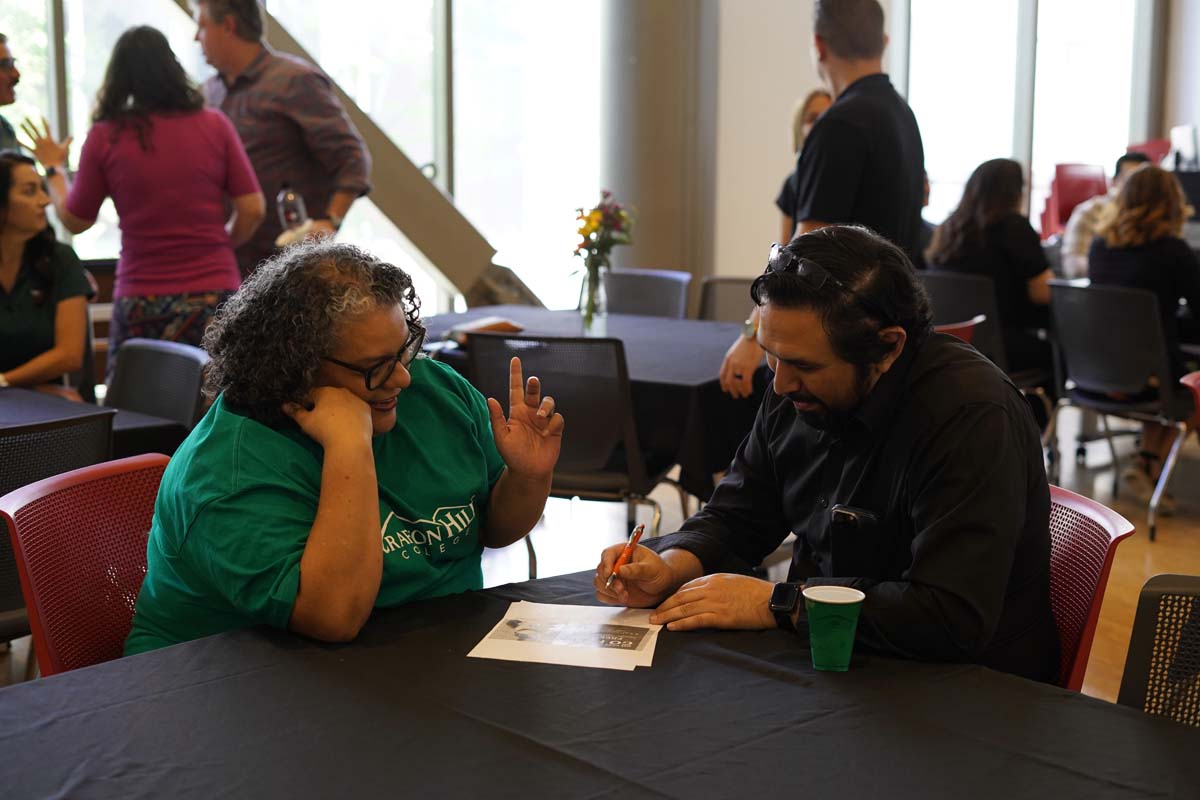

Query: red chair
left=0, top=454, right=168, bottom=677
left=1048, top=485, right=1135, bottom=690
left=1127, top=139, right=1170, bottom=165
left=933, top=314, right=986, bottom=345
left=1040, top=164, right=1108, bottom=239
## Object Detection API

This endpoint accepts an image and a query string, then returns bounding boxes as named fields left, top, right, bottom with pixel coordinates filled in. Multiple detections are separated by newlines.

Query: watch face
left=770, top=582, right=801, bottom=612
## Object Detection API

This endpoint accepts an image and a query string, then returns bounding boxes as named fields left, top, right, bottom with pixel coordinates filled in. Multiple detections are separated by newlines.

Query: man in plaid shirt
left=193, top=0, right=372, bottom=277
left=1060, top=151, right=1149, bottom=278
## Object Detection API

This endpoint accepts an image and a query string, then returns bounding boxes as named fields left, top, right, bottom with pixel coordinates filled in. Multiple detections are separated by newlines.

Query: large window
left=453, top=0, right=602, bottom=309
left=907, top=0, right=1145, bottom=230
left=1028, top=0, right=1138, bottom=224
left=907, top=0, right=1019, bottom=225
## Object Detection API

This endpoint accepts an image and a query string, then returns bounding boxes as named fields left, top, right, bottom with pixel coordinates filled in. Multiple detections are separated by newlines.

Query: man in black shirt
left=722, top=0, right=925, bottom=399
left=597, top=226, right=1060, bottom=683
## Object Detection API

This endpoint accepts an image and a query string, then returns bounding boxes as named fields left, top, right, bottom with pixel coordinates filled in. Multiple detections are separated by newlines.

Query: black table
left=425, top=305, right=768, bottom=498
left=0, top=571, right=1195, bottom=798
left=0, top=387, right=188, bottom=458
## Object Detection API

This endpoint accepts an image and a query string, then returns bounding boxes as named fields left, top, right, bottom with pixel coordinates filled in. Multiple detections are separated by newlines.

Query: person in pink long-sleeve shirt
left=25, top=25, right=265, bottom=381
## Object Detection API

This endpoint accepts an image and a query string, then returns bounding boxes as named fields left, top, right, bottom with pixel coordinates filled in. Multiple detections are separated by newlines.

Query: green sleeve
left=181, top=483, right=317, bottom=631
left=469, top=381, right=507, bottom=488
left=49, top=243, right=92, bottom=303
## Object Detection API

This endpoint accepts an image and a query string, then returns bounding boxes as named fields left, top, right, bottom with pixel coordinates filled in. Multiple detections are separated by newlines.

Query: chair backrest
left=933, top=314, right=986, bottom=345
left=0, top=411, right=115, bottom=640
left=1127, top=139, right=1171, bottom=164
left=1055, top=164, right=1108, bottom=219
left=464, top=334, right=648, bottom=489
left=698, top=276, right=754, bottom=323
left=0, top=454, right=168, bottom=676
left=105, top=338, right=211, bottom=428
left=604, top=268, right=692, bottom=319
left=1048, top=485, right=1135, bottom=690
left=1118, top=574, right=1200, bottom=727
left=918, top=272, right=1008, bottom=370
left=1049, top=281, right=1175, bottom=403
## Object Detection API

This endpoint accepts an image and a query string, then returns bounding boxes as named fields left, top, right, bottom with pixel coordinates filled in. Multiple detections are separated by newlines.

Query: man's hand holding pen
left=595, top=542, right=779, bottom=631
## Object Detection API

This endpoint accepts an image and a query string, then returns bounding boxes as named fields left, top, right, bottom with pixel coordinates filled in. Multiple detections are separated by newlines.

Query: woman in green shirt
left=0, top=151, right=89, bottom=395
left=126, top=240, right=564, bottom=653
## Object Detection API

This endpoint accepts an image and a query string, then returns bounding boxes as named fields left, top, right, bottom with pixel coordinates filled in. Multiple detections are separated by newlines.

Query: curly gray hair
left=203, top=240, right=421, bottom=427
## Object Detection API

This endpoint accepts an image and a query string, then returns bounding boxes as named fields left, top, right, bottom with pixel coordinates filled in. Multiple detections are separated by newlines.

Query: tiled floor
left=5, top=406, right=1199, bottom=702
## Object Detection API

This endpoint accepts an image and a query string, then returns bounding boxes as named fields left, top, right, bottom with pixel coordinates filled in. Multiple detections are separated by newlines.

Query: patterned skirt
left=107, top=291, right=234, bottom=383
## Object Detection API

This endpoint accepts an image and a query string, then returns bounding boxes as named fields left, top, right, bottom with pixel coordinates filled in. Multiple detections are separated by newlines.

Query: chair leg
left=661, top=477, right=694, bottom=522
left=632, top=496, right=663, bottom=537
left=23, top=645, right=37, bottom=681
left=1044, top=401, right=1063, bottom=482
left=525, top=535, right=537, bottom=581
left=625, top=499, right=637, bottom=531
left=1098, top=414, right=1121, bottom=498
left=1147, top=423, right=1187, bottom=543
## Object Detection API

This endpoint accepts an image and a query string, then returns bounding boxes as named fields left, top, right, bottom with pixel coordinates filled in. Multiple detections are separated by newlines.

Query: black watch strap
left=769, top=582, right=802, bottom=633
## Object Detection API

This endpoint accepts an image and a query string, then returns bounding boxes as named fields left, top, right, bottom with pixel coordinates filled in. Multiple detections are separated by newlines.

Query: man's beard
left=791, top=364, right=873, bottom=433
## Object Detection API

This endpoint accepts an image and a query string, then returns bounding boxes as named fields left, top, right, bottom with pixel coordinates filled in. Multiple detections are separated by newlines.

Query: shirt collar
left=850, top=324, right=932, bottom=434
left=837, top=73, right=892, bottom=101
left=224, top=46, right=272, bottom=89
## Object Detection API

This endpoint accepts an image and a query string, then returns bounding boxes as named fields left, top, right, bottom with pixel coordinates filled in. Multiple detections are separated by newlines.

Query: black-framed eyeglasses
left=765, top=242, right=895, bottom=325
left=324, top=323, right=426, bottom=391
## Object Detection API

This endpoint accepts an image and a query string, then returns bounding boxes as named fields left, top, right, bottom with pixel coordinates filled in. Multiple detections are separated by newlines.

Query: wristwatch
left=741, top=316, right=758, bottom=340
left=769, top=581, right=802, bottom=632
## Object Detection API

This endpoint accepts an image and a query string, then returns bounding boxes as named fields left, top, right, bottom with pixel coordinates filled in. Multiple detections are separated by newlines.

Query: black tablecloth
left=1, top=571, right=1195, bottom=798
left=0, top=387, right=188, bottom=458
left=425, top=306, right=768, bottom=498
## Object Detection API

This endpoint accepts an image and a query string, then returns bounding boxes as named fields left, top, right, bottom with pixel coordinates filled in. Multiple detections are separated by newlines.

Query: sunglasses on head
left=764, top=242, right=895, bottom=326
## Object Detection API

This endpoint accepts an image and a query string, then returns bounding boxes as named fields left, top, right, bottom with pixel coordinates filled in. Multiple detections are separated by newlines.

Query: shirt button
left=818, top=496, right=828, bottom=508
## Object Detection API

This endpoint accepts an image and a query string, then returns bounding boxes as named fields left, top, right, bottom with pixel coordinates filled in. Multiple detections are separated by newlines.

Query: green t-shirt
left=0, top=242, right=91, bottom=373
left=124, top=358, right=506, bottom=655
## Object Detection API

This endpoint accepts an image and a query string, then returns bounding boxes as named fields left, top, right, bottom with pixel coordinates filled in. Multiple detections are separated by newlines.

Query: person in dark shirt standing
left=596, top=225, right=1059, bottom=684
left=722, top=0, right=925, bottom=399
left=1089, top=164, right=1200, bottom=505
left=193, top=0, right=372, bottom=277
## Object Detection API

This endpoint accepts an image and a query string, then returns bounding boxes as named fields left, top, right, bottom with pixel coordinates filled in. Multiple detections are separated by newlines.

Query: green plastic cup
left=803, top=585, right=866, bottom=672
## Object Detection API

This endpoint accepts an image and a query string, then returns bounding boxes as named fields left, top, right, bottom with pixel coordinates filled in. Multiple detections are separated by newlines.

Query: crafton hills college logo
left=379, top=496, right=478, bottom=559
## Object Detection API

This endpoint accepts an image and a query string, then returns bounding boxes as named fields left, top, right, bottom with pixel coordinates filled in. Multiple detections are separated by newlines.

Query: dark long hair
left=926, top=158, right=1025, bottom=266
left=92, top=26, right=205, bottom=151
left=0, top=150, right=56, bottom=287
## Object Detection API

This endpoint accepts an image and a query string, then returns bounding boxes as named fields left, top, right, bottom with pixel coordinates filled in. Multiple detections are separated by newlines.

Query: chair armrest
left=1180, top=371, right=1200, bottom=425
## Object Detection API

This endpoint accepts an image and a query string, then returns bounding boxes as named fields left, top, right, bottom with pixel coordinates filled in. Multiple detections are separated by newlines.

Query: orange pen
left=605, top=523, right=645, bottom=590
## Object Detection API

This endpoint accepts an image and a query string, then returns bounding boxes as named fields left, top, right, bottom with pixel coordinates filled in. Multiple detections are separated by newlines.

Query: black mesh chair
left=1118, top=574, right=1200, bottom=727
left=918, top=271, right=1057, bottom=442
left=0, top=410, right=114, bottom=677
left=698, top=276, right=754, bottom=323
left=466, top=333, right=685, bottom=574
left=105, top=338, right=211, bottom=429
left=1048, top=281, right=1197, bottom=541
left=604, top=268, right=692, bottom=319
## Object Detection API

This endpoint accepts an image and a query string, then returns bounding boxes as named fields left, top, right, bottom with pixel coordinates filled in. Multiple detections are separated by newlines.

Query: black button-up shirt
left=655, top=330, right=1060, bottom=683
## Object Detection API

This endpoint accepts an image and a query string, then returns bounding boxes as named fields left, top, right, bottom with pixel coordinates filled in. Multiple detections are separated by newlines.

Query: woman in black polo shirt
left=1088, top=164, right=1200, bottom=505
left=925, top=158, right=1053, bottom=374
left=0, top=151, right=90, bottom=396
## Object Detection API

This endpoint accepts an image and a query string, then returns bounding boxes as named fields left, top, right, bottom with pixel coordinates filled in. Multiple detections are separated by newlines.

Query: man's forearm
left=326, top=190, right=357, bottom=222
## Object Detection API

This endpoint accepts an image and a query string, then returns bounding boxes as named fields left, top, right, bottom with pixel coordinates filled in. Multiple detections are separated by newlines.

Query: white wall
left=710, top=0, right=896, bottom=277
left=1163, top=0, right=1200, bottom=130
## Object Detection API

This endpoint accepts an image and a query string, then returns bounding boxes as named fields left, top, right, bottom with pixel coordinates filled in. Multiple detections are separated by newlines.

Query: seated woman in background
left=0, top=151, right=89, bottom=398
left=1089, top=164, right=1200, bottom=504
left=925, top=158, right=1053, bottom=374
left=23, top=25, right=264, bottom=382
left=124, top=241, right=564, bottom=655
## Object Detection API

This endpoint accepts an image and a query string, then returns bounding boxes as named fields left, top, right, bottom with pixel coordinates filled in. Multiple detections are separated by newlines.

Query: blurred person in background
left=925, top=158, right=1053, bottom=376
left=24, top=26, right=264, bottom=382
left=776, top=88, right=833, bottom=243
left=1060, top=151, right=1150, bottom=278
left=1089, top=164, right=1200, bottom=509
